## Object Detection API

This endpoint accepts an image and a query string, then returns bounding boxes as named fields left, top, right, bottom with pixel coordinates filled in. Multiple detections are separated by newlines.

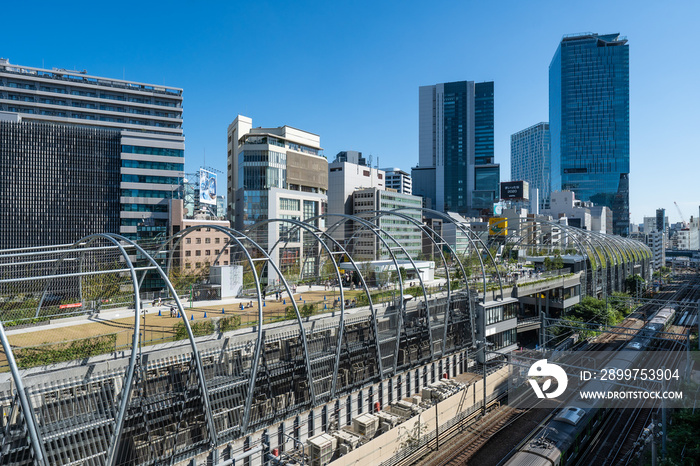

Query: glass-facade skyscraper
left=414, top=81, right=499, bottom=216
left=549, top=33, right=629, bottom=236
left=511, top=122, right=551, bottom=210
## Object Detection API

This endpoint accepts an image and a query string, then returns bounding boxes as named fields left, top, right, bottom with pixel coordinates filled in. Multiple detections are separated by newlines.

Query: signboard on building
left=500, top=181, right=529, bottom=200
left=199, top=169, right=217, bottom=205
left=489, top=217, right=507, bottom=236
left=493, top=201, right=504, bottom=216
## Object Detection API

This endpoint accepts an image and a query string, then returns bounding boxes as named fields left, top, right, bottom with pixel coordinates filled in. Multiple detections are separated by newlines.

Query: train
left=504, top=307, right=676, bottom=466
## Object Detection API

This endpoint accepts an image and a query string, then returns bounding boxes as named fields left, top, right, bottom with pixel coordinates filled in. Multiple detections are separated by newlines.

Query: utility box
left=353, top=413, right=379, bottom=438
left=308, top=433, right=336, bottom=466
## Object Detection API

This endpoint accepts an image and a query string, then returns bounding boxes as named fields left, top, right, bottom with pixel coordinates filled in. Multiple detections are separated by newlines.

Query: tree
left=543, top=257, right=553, bottom=271
left=553, top=255, right=564, bottom=271
left=399, top=267, right=408, bottom=283
left=625, top=274, right=645, bottom=295
left=569, top=296, right=608, bottom=324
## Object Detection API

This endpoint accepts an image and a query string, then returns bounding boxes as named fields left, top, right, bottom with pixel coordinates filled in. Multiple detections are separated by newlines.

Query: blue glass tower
left=414, top=81, right=499, bottom=215
left=550, top=33, right=629, bottom=235
left=511, top=122, right=551, bottom=210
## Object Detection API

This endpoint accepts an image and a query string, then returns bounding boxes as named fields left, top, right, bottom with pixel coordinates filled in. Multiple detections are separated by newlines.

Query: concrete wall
left=338, top=366, right=510, bottom=465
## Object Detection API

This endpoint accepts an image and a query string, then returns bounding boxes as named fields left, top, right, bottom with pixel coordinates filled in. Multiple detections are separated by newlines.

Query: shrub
left=14, top=334, right=117, bottom=369
left=173, top=320, right=215, bottom=340
left=219, top=315, right=242, bottom=333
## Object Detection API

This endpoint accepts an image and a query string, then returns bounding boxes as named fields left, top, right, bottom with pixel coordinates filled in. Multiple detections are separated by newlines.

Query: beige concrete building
left=169, top=199, right=232, bottom=270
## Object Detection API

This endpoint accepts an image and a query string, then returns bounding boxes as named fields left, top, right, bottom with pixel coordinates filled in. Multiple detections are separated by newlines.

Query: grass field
left=3, top=289, right=368, bottom=356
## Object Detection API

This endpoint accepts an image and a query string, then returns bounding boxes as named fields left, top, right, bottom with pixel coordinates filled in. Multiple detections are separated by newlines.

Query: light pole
left=475, top=340, right=494, bottom=416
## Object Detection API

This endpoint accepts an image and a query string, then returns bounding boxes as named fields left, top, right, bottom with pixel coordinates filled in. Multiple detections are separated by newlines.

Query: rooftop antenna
left=368, top=153, right=373, bottom=168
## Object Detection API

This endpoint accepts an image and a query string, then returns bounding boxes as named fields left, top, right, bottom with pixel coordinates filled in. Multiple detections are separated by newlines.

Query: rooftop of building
left=380, top=167, right=410, bottom=175
left=0, top=58, right=183, bottom=96
left=511, top=122, right=549, bottom=138
left=561, top=32, right=627, bottom=45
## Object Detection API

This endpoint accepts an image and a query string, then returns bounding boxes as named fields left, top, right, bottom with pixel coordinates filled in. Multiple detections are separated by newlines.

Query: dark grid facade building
left=550, top=33, right=630, bottom=236
left=0, top=119, right=120, bottom=249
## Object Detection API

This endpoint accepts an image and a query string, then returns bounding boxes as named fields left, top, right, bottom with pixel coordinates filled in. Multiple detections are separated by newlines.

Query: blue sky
left=2, top=0, right=698, bottom=225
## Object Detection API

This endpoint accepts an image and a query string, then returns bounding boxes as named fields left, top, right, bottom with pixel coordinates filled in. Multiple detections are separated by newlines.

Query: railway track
left=575, top=285, right=696, bottom=466
left=429, top=406, right=523, bottom=466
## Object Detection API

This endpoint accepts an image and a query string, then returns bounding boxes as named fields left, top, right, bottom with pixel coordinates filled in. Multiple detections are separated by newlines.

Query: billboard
left=489, top=217, right=508, bottom=236
left=199, top=169, right=217, bottom=205
left=500, top=180, right=529, bottom=200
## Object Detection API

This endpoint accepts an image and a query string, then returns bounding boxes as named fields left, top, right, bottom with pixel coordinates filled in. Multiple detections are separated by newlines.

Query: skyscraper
left=510, top=122, right=551, bottom=210
left=413, top=81, right=499, bottom=216
left=655, top=208, right=666, bottom=233
left=0, top=58, right=184, bottom=245
left=549, top=33, right=630, bottom=236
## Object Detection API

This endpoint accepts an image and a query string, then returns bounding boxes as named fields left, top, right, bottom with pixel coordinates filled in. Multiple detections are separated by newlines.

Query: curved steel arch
left=245, top=217, right=360, bottom=399
left=150, top=224, right=316, bottom=433
left=102, top=233, right=219, bottom=462
left=6, top=233, right=150, bottom=466
left=315, top=212, right=431, bottom=375
left=353, top=209, right=474, bottom=357
left=479, top=217, right=594, bottom=295
left=391, top=207, right=504, bottom=301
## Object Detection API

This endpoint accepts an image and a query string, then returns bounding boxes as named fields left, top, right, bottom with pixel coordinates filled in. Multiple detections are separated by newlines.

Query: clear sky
left=2, top=0, right=698, bottom=225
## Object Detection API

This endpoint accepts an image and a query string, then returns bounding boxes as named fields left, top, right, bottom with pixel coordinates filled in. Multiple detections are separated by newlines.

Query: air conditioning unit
left=308, top=433, right=337, bottom=466
left=353, top=413, right=379, bottom=439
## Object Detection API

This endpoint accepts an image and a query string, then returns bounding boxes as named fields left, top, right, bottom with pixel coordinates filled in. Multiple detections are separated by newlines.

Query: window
left=185, top=251, right=191, bottom=257
left=205, top=250, right=211, bottom=256
left=196, top=238, right=202, bottom=244
left=195, top=250, right=201, bottom=256
left=215, top=238, right=220, bottom=244
left=205, top=238, right=211, bottom=244
left=280, top=198, right=300, bottom=211
left=185, top=238, right=191, bottom=244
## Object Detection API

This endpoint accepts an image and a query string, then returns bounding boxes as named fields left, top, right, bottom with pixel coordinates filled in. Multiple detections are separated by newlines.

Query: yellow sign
left=488, top=217, right=507, bottom=236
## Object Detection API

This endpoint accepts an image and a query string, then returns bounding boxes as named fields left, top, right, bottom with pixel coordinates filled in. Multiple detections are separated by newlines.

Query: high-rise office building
left=413, top=81, right=499, bottom=215
left=227, top=115, right=328, bottom=281
left=381, top=167, right=412, bottom=195
left=0, top=114, right=120, bottom=249
left=510, top=122, right=551, bottom=210
left=549, top=33, right=630, bottom=236
left=0, top=58, right=184, bottom=243
left=655, top=208, right=666, bottom=233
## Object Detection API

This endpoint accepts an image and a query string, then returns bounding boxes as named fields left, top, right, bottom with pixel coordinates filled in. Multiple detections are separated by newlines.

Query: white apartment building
left=545, top=191, right=611, bottom=234
left=328, top=155, right=384, bottom=245
left=381, top=167, right=412, bottom=195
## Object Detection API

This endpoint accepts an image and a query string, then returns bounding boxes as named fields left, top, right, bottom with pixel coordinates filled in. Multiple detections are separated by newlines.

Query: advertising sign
left=500, top=181, right=529, bottom=200
left=199, top=169, right=217, bottom=205
left=489, top=217, right=507, bottom=236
